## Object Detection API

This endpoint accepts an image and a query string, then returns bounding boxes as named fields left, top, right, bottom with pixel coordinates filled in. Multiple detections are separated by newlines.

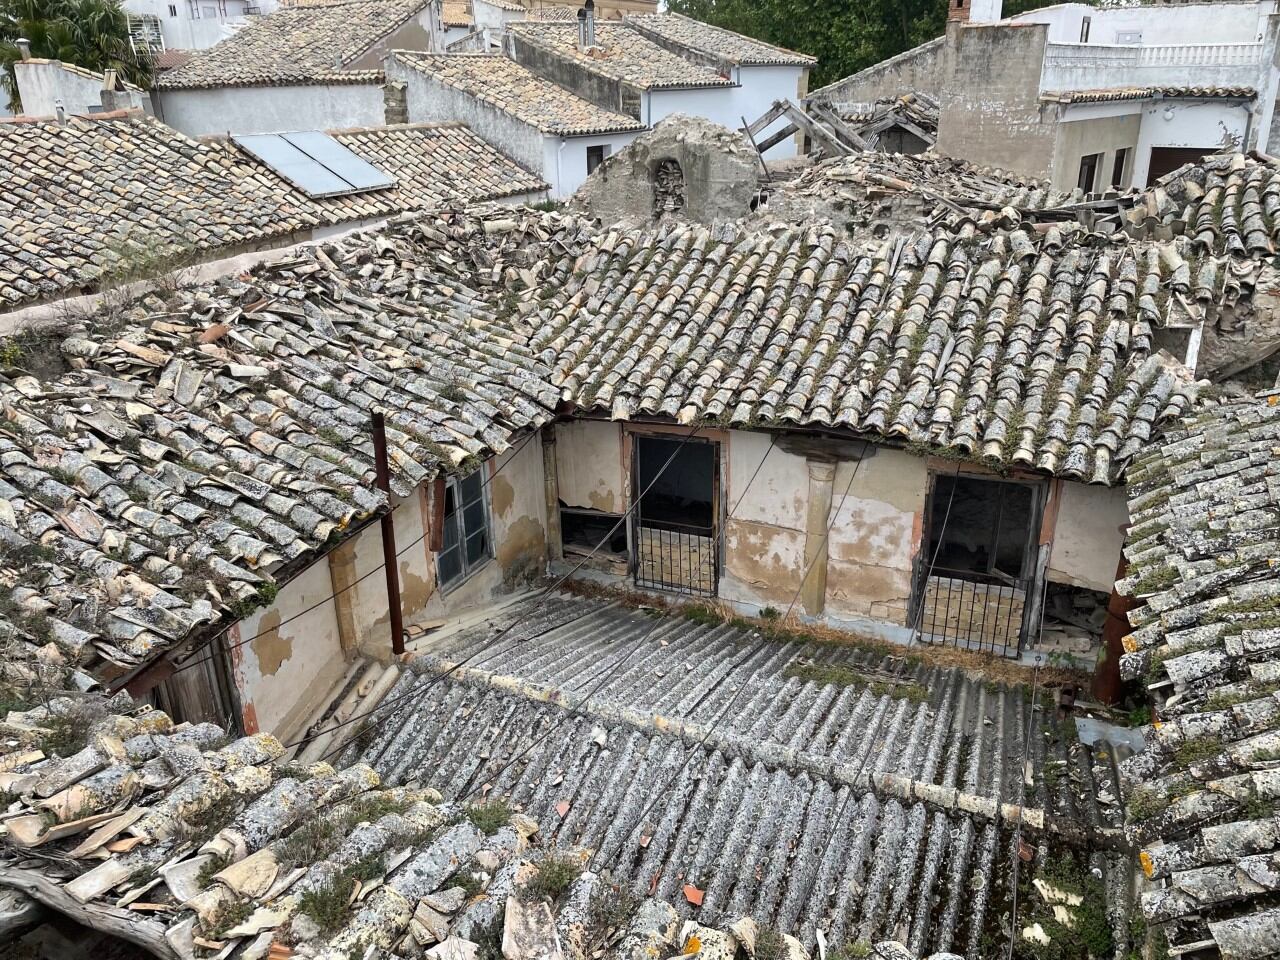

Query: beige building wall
left=1046, top=480, right=1130, bottom=593
left=1051, top=112, right=1142, bottom=192
left=555, top=419, right=626, bottom=513
left=228, top=430, right=550, bottom=735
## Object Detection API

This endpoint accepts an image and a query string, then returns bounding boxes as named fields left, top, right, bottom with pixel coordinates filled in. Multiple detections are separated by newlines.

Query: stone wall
left=920, top=575, right=1027, bottom=651
left=935, top=22, right=1057, bottom=182
left=807, top=36, right=943, bottom=108
left=570, top=114, right=760, bottom=224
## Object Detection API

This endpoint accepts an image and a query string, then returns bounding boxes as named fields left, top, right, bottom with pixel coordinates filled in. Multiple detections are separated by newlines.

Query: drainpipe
left=372, top=411, right=406, bottom=656
left=1091, top=552, right=1133, bottom=705
left=556, top=136, right=566, bottom=198
left=542, top=427, right=563, bottom=564
left=800, top=459, right=837, bottom=616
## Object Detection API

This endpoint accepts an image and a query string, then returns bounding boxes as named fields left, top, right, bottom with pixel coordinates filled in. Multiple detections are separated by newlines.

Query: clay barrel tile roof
left=392, top=51, right=646, bottom=135
left=626, top=12, right=816, bottom=67
left=507, top=21, right=734, bottom=89
left=153, top=0, right=427, bottom=90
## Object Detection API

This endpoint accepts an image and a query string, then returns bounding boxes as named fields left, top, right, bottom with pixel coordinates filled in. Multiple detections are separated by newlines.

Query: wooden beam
left=754, top=122, right=799, bottom=155
left=0, top=867, right=179, bottom=960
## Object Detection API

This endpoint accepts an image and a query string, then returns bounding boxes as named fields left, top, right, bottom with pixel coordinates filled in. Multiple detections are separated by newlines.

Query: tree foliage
left=667, top=0, right=1072, bottom=89
left=0, top=0, right=154, bottom=111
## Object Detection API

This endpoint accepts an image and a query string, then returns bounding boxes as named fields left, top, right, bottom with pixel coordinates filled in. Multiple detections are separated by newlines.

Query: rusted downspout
left=1092, top=552, right=1133, bottom=704
left=372, top=411, right=405, bottom=657
left=542, top=426, right=563, bottom=564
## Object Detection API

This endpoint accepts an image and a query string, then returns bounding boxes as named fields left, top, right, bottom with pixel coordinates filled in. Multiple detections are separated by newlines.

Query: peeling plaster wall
left=825, top=447, right=928, bottom=626
left=1047, top=480, right=1129, bottom=593
left=231, top=557, right=344, bottom=739
left=555, top=419, right=625, bottom=513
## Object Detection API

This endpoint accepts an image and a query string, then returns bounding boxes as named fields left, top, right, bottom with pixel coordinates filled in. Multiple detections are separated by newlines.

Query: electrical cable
left=161, top=428, right=542, bottom=679
left=287, top=421, right=706, bottom=753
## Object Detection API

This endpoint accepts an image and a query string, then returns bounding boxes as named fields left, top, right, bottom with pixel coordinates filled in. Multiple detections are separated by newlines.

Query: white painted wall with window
left=541, top=130, right=641, bottom=197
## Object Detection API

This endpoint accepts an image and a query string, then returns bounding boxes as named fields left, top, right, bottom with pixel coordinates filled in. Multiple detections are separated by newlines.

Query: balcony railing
left=916, top=569, right=1028, bottom=658
left=1044, top=40, right=1263, bottom=68
left=635, top=523, right=717, bottom=597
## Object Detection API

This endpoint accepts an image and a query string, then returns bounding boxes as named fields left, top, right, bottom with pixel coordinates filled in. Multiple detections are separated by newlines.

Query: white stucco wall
left=555, top=420, right=625, bottom=513
left=154, top=82, right=384, bottom=137
left=1012, top=1, right=1274, bottom=45
left=542, top=129, right=642, bottom=196
left=1046, top=481, right=1128, bottom=594
left=1132, top=97, right=1252, bottom=186
left=642, top=70, right=808, bottom=159
left=14, top=60, right=151, bottom=117
left=231, top=555, right=345, bottom=739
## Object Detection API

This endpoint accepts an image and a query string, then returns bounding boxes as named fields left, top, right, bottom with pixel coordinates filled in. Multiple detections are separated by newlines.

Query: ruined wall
left=14, top=60, right=151, bottom=118
left=1047, top=481, right=1129, bottom=593
left=570, top=115, right=759, bottom=224
left=231, top=557, right=345, bottom=739
left=935, top=23, right=1057, bottom=182
left=807, top=36, right=943, bottom=108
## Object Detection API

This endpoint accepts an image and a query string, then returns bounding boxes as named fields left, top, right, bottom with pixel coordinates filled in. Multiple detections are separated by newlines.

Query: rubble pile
left=834, top=93, right=940, bottom=150
left=0, top=685, right=965, bottom=960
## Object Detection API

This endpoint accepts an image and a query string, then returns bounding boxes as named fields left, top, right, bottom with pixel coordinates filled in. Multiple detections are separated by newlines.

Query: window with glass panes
left=437, top=470, right=491, bottom=588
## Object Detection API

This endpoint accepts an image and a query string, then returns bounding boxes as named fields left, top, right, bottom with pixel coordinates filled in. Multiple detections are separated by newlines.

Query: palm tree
left=0, top=0, right=155, bottom=112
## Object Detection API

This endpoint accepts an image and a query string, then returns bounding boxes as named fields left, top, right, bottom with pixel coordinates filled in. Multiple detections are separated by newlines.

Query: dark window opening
left=438, top=468, right=490, bottom=589
left=561, top=506, right=626, bottom=558
left=1111, top=147, right=1130, bottom=189
left=633, top=434, right=718, bottom=596
left=927, top=474, right=1036, bottom=582
left=586, top=144, right=608, bottom=175
left=653, top=157, right=686, bottom=216
left=1077, top=152, right=1101, bottom=193
left=168, top=3, right=177, bottom=14
left=1079, top=16, right=1091, bottom=42
left=1147, top=145, right=1218, bottom=183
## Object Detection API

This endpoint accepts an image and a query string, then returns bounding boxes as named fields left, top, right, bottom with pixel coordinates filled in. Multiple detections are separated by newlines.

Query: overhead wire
left=161, top=427, right=543, bottom=680
left=292, top=420, right=707, bottom=754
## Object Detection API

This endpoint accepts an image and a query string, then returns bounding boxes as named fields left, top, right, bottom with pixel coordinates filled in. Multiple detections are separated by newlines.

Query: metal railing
left=634, top=522, right=718, bottom=597
left=916, top=568, right=1029, bottom=657
left=1043, top=40, right=1263, bottom=67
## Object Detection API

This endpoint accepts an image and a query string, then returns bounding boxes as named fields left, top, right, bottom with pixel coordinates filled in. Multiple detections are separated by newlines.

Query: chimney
left=584, top=0, right=595, bottom=47
left=16, top=38, right=31, bottom=60
left=577, top=7, right=587, bottom=49
left=383, top=80, right=407, bottom=125
left=54, top=98, right=66, bottom=125
left=948, top=0, right=970, bottom=22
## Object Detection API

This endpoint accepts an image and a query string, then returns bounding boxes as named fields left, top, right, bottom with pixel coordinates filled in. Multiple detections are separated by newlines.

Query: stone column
left=542, top=427, right=564, bottom=563
left=327, top=538, right=360, bottom=656
left=801, top=460, right=837, bottom=616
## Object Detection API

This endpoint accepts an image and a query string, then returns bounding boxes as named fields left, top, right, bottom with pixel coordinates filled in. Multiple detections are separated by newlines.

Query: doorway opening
left=913, top=473, right=1044, bottom=656
left=632, top=434, right=718, bottom=596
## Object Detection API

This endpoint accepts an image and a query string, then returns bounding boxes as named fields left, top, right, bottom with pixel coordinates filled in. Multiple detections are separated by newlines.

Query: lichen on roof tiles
left=153, top=0, right=427, bottom=89
left=391, top=52, right=646, bottom=135
left=1115, top=391, right=1280, bottom=960
left=626, top=12, right=816, bottom=67
left=507, top=21, right=733, bottom=89
left=0, top=209, right=579, bottom=676
left=529, top=216, right=1201, bottom=482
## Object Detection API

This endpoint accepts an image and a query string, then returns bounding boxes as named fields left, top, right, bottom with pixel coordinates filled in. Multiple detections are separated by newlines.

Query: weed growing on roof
left=298, top=853, right=385, bottom=937
left=1015, top=853, right=1113, bottom=960
left=452, top=858, right=486, bottom=898
left=1173, top=734, right=1224, bottom=766
left=472, top=917, right=505, bottom=960
left=759, top=606, right=781, bottom=621
left=465, top=799, right=513, bottom=836
left=522, top=851, right=582, bottom=903
left=1128, top=565, right=1179, bottom=596
left=585, top=879, right=640, bottom=948
left=1126, top=785, right=1168, bottom=823
left=227, top=581, right=281, bottom=620
left=784, top=663, right=929, bottom=705
left=206, top=896, right=253, bottom=939
left=279, top=793, right=413, bottom=868
left=1125, top=704, right=1152, bottom=727
left=682, top=603, right=724, bottom=625
left=196, top=851, right=231, bottom=889
left=829, top=941, right=871, bottom=960
left=754, top=927, right=788, bottom=960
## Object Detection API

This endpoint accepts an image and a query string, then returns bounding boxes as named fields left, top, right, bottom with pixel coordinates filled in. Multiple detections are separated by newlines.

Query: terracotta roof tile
left=392, top=51, right=646, bottom=135
left=508, top=21, right=733, bottom=89
left=626, top=12, right=815, bottom=67
left=1043, top=85, right=1256, bottom=104
left=153, top=0, right=426, bottom=90
left=442, top=0, right=472, bottom=26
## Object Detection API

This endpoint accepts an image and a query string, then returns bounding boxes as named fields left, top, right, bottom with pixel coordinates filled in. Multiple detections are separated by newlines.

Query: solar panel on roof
left=232, top=131, right=395, bottom=199
left=282, top=131, right=395, bottom=192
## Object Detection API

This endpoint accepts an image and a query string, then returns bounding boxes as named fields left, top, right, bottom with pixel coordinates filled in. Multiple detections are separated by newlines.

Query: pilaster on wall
left=542, top=428, right=564, bottom=563
left=327, top=538, right=361, bottom=657
left=801, top=459, right=836, bottom=616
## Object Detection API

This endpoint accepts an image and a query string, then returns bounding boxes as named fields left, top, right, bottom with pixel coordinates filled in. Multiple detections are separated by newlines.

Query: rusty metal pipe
left=372, top=411, right=405, bottom=657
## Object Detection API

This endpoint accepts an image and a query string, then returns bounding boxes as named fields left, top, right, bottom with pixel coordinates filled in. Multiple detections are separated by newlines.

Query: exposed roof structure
left=1116, top=392, right=1280, bottom=960
left=340, top=594, right=1133, bottom=955
left=507, top=22, right=733, bottom=89
left=153, top=0, right=425, bottom=90
left=0, top=212, right=568, bottom=681
left=0, top=114, right=311, bottom=310
left=836, top=93, right=939, bottom=148
left=1043, top=85, right=1257, bottom=104
left=529, top=216, right=1199, bottom=482
left=390, top=52, right=647, bottom=136
left=625, top=13, right=816, bottom=67
left=0, top=115, right=545, bottom=310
